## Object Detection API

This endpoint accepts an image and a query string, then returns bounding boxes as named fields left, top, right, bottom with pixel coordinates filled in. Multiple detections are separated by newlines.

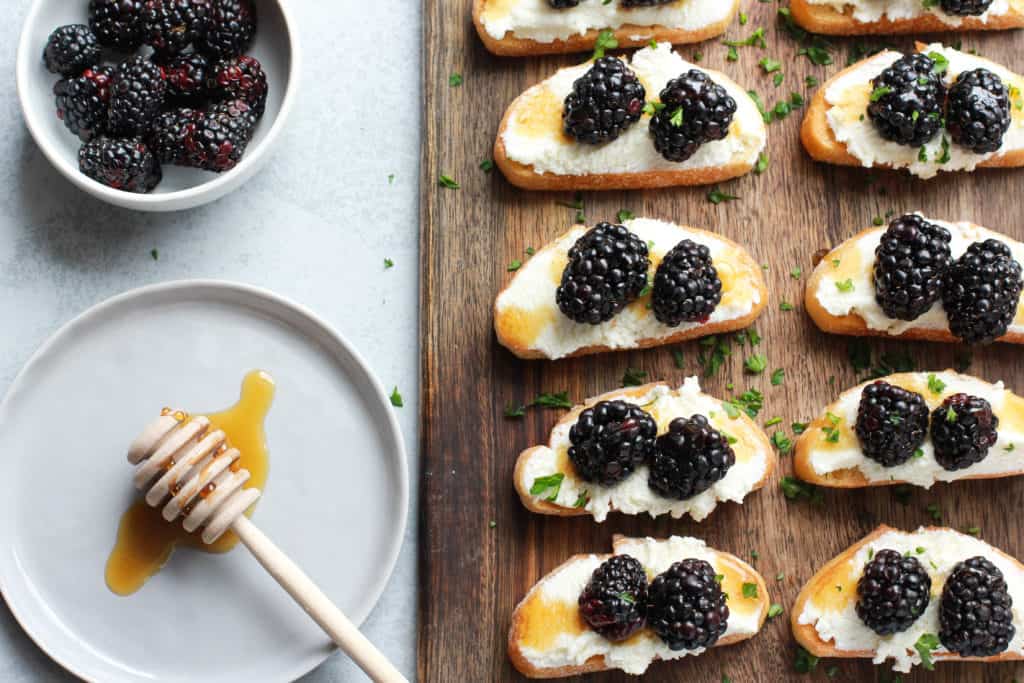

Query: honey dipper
left=128, top=409, right=408, bottom=683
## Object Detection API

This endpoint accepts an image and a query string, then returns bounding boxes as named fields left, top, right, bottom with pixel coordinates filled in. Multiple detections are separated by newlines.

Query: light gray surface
left=0, top=1, right=421, bottom=681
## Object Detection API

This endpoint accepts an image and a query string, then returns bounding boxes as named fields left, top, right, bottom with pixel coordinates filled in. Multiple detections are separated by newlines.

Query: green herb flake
left=870, top=85, right=893, bottom=102
left=792, top=421, right=808, bottom=434
left=480, top=159, right=495, bottom=172
left=760, top=57, right=782, bottom=73
left=150, top=248, right=159, bottom=261
left=507, top=259, right=522, bottom=272
left=708, top=188, right=740, bottom=205
left=926, top=503, right=943, bottom=522
left=574, top=491, right=589, bottom=508
left=781, top=476, right=822, bottom=504
left=928, top=51, right=949, bottom=73
left=779, top=301, right=795, bottom=311
left=389, top=386, right=404, bottom=407
left=805, top=75, right=819, bottom=88
left=672, top=349, right=685, bottom=369
left=772, top=431, right=793, bottom=454
left=767, top=603, right=784, bottom=618
left=927, top=373, right=946, bottom=394
left=755, top=152, right=769, bottom=174
left=771, top=368, right=785, bottom=385
left=530, top=473, right=565, bottom=502
left=532, top=392, right=573, bottom=409
left=622, top=367, right=647, bottom=387
left=744, top=354, right=767, bottom=374
left=795, top=646, right=819, bottom=673
left=914, top=633, right=940, bottom=671
left=617, top=209, right=635, bottom=223
left=742, top=582, right=758, bottom=599
left=384, top=257, right=394, bottom=269
left=448, top=72, right=463, bottom=87
left=504, top=404, right=526, bottom=418
left=592, top=29, right=618, bottom=59
left=739, top=10, right=749, bottom=23
left=439, top=174, right=460, bottom=189
left=835, top=278, right=854, bottom=293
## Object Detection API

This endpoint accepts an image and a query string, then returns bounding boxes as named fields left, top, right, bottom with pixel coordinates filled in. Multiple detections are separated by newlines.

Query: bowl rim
left=15, top=0, right=301, bottom=208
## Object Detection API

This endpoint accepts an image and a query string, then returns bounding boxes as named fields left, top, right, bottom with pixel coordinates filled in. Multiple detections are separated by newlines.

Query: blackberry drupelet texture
left=108, top=55, right=167, bottom=137
left=43, top=25, right=101, bottom=77
left=159, top=52, right=210, bottom=101
left=142, top=0, right=210, bottom=57
left=649, top=70, right=736, bottom=163
left=941, top=239, right=1023, bottom=344
left=647, top=559, right=729, bottom=651
left=855, top=549, right=931, bottom=635
left=556, top=222, right=650, bottom=324
left=854, top=381, right=929, bottom=467
left=930, top=393, right=999, bottom=471
left=562, top=57, right=646, bottom=145
left=180, top=107, right=254, bottom=172
left=209, top=98, right=259, bottom=132
left=89, top=0, right=147, bottom=51
left=54, top=66, right=115, bottom=142
left=548, top=0, right=581, bottom=6
left=648, top=415, right=735, bottom=500
left=940, top=0, right=994, bottom=15
left=79, top=137, right=162, bottom=192
left=567, top=400, right=657, bottom=486
left=946, top=69, right=1012, bottom=154
left=940, top=556, right=1015, bottom=657
left=578, top=555, right=648, bottom=641
left=867, top=53, right=946, bottom=148
left=199, top=0, right=257, bottom=58
left=651, top=239, right=722, bottom=326
left=207, top=55, right=269, bottom=116
left=147, top=108, right=198, bottom=164
left=873, top=214, right=952, bottom=321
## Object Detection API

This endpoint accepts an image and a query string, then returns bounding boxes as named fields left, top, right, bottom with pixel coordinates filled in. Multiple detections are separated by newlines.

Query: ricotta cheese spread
left=814, top=216, right=1024, bottom=337
left=518, top=378, right=770, bottom=521
left=502, top=43, right=766, bottom=176
left=798, top=527, right=1024, bottom=672
left=805, top=0, right=1009, bottom=26
left=825, top=45, right=1024, bottom=179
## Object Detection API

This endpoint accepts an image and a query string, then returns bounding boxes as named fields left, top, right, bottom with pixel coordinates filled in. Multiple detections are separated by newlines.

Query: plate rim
left=0, top=279, right=410, bottom=683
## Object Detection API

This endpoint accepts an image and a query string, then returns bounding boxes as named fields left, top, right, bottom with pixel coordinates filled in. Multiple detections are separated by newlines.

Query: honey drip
left=105, top=370, right=274, bottom=596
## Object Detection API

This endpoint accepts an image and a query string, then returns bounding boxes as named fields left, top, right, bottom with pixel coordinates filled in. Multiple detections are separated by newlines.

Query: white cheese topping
left=825, top=45, right=1024, bottom=179
left=518, top=378, right=770, bottom=521
left=804, top=0, right=1009, bottom=26
left=798, top=528, right=1024, bottom=673
left=502, top=43, right=766, bottom=176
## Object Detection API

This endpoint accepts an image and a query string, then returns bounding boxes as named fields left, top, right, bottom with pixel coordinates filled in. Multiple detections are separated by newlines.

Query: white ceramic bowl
left=16, top=0, right=299, bottom=212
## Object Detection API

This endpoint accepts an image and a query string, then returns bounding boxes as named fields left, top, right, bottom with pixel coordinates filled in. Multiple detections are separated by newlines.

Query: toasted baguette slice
left=794, top=370, right=1024, bottom=489
left=514, top=379, right=775, bottom=521
left=789, top=0, right=1024, bottom=35
left=804, top=217, right=1024, bottom=344
left=510, top=534, right=769, bottom=678
left=473, top=0, right=739, bottom=56
left=495, top=43, right=767, bottom=191
left=495, top=218, right=767, bottom=360
left=793, top=525, right=1024, bottom=673
left=801, top=43, right=1024, bottom=178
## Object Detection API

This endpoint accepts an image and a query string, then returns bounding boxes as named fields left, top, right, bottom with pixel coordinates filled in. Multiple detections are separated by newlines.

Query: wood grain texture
left=419, top=2, right=1024, bottom=680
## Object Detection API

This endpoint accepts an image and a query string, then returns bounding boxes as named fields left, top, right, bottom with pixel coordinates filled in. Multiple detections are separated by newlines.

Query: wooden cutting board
left=418, top=1, right=1024, bottom=679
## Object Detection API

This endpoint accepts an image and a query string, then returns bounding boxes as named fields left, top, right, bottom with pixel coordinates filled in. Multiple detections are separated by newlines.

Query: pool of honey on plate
left=105, top=370, right=274, bottom=596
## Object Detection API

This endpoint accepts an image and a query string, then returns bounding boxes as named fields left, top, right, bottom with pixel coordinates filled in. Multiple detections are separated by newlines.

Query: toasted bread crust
left=788, top=0, right=1024, bottom=35
left=514, top=382, right=777, bottom=516
left=510, top=535, right=769, bottom=678
left=472, top=0, right=738, bottom=56
left=793, top=525, right=1024, bottom=664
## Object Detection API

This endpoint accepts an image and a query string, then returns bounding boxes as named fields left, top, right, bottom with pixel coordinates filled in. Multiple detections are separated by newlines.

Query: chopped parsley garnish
left=790, top=91, right=805, bottom=107
left=791, top=422, right=808, bottom=434
left=747, top=90, right=768, bottom=121
left=669, top=106, right=684, bottom=127
left=964, top=525, right=980, bottom=537
left=150, top=248, right=158, bottom=261
left=387, top=173, right=395, bottom=184
left=439, top=174, right=460, bottom=189
left=532, top=392, right=573, bottom=409
left=776, top=571, right=785, bottom=581
left=781, top=476, right=822, bottom=503
left=698, top=335, right=732, bottom=377
left=870, top=85, right=893, bottom=102
left=708, top=188, right=740, bottom=204
left=926, top=503, right=943, bottom=522
left=389, top=386, right=404, bottom=407
left=504, top=404, right=526, bottom=418
left=765, top=417, right=782, bottom=426
left=790, top=266, right=803, bottom=280
left=771, top=368, right=785, bottom=385
left=739, top=10, right=749, bottom=23
left=928, top=51, right=949, bottom=73
left=448, top=72, right=463, bottom=87
left=805, top=75, right=819, bottom=88
left=772, top=431, right=793, bottom=454
left=914, top=633, right=940, bottom=670
left=574, top=491, right=589, bottom=508
left=892, top=484, right=913, bottom=505
left=773, top=73, right=784, bottom=87
left=760, top=57, right=782, bottom=73
left=723, top=27, right=767, bottom=48
left=913, top=448, right=924, bottom=458
left=835, top=278, right=854, bottom=293
left=767, top=603, right=784, bottom=618
left=480, top=159, right=494, bottom=172
left=779, top=301, right=795, bottom=311
left=530, top=473, right=565, bottom=501
left=918, top=146, right=928, bottom=163
left=755, top=152, right=769, bottom=174
left=723, top=401, right=741, bottom=419
left=744, top=354, right=767, bottom=374
left=622, top=367, right=647, bottom=387
left=592, top=29, right=618, bottom=59
left=946, top=406, right=958, bottom=422
left=935, top=135, right=951, bottom=164
left=927, top=373, right=946, bottom=394
left=672, top=348, right=685, bottom=369
left=741, top=582, right=759, bottom=599
left=617, top=209, right=635, bottom=223
left=508, top=259, right=522, bottom=272
left=642, top=101, right=666, bottom=116
left=727, top=45, right=739, bottom=61
left=1006, top=443, right=1016, bottom=452
left=384, top=257, right=394, bottom=269
left=729, top=388, right=764, bottom=417
left=557, top=193, right=586, bottom=224
left=794, top=646, right=819, bottom=673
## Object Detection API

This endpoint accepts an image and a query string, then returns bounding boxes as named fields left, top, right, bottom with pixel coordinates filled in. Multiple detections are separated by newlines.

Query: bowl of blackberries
left=16, top=0, right=298, bottom=211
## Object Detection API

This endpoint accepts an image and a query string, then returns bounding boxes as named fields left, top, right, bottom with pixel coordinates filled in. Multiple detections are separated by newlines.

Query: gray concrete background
left=0, top=1, right=421, bottom=680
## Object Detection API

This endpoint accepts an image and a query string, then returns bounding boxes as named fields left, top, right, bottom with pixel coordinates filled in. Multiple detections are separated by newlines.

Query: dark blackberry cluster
left=651, top=239, right=722, bottom=326
left=856, top=549, right=931, bottom=635
left=108, top=55, right=167, bottom=137
left=647, top=559, right=729, bottom=651
left=556, top=223, right=650, bottom=325
left=89, top=0, right=147, bottom=51
left=180, top=105, right=255, bottom=172
left=941, top=239, right=1023, bottom=344
left=578, top=555, right=648, bottom=641
left=873, top=214, right=952, bottom=321
left=648, top=415, right=735, bottom=500
left=79, top=136, right=162, bottom=193
left=930, top=394, right=999, bottom=471
left=207, top=55, right=268, bottom=116
left=43, top=25, right=101, bottom=77
left=940, top=556, right=1015, bottom=657
left=567, top=400, right=657, bottom=486
left=867, top=53, right=946, bottom=148
left=199, top=0, right=257, bottom=58
left=946, top=69, right=1012, bottom=154
left=562, top=57, right=646, bottom=145
left=143, top=0, right=211, bottom=57
left=159, top=52, right=210, bottom=101
left=940, top=0, right=994, bottom=15
left=147, top=108, right=198, bottom=163
left=54, top=66, right=115, bottom=142
left=649, top=70, right=736, bottom=162
left=854, top=381, right=929, bottom=468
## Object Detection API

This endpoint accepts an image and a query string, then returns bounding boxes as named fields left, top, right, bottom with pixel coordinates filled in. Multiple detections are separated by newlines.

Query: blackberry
left=647, top=559, right=729, bottom=651
left=940, top=556, right=1015, bottom=657
left=578, top=555, right=648, bottom=641
left=855, top=381, right=930, bottom=467
left=548, top=0, right=581, bottom=6
left=867, top=53, right=946, bottom=148
left=79, top=137, right=162, bottom=193
left=648, top=415, right=735, bottom=500
left=556, top=222, right=650, bottom=324
left=930, top=394, right=999, bottom=471
left=942, top=239, right=1023, bottom=344
left=181, top=107, right=254, bottom=172
left=54, top=66, right=115, bottom=142
left=651, top=239, right=722, bottom=326
left=209, top=98, right=259, bottom=133
left=946, top=69, right=1011, bottom=154
left=873, top=214, right=952, bottom=321
left=856, top=549, right=931, bottom=635
left=42, top=25, right=101, bottom=77
left=622, top=0, right=676, bottom=4
left=940, top=0, right=994, bottom=15
left=207, top=55, right=268, bottom=116
left=562, top=57, right=645, bottom=145
left=89, top=0, right=147, bottom=51
left=567, top=400, right=657, bottom=486
left=143, top=0, right=210, bottom=57
left=199, top=0, right=257, bottom=58
left=147, top=108, right=198, bottom=164
left=649, top=70, right=736, bottom=162
left=108, top=56, right=167, bottom=137
left=159, top=52, right=210, bottom=101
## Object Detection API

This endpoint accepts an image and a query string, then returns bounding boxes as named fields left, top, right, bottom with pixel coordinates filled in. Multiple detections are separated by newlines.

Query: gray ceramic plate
left=0, top=281, right=408, bottom=682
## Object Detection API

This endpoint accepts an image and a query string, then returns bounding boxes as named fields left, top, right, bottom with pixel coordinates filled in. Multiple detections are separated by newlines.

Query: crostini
left=801, top=43, right=1024, bottom=179
left=510, top=534, right=769, bottom=678
left=794, top=370, right=1024, bottom=488
left=495, top=42, right=768, bottom=190
left=495, top=218, right=767, bottom=359
left=794, top=525, right=1024, bottom=673
left=804, top=215, right=1024, bottom=345
left=789, top=0, right=1024, bottom=36
left=515, top=378, right=775, bottom=521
